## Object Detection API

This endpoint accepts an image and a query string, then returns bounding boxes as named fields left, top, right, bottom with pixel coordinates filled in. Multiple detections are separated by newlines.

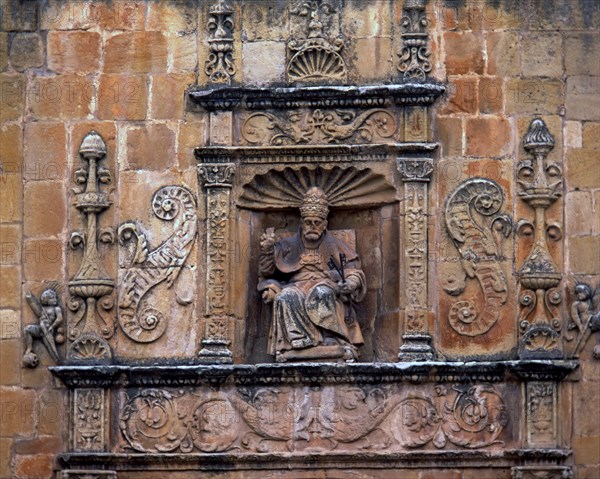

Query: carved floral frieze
left=241, top=108, right=398, bottom=146
left=118, top=383, right=511, bottom=454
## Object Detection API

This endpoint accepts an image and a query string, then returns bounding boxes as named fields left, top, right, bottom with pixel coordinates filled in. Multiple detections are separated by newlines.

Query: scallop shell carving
left=288, top=46, right=347, bottom=81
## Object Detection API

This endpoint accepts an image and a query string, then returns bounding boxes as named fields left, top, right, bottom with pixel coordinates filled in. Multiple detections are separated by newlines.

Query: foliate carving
left=238, top=166, right=396, bottom=211
left=512, top=466, right=573, bottom=479
left=526, top=382, right=557, bottom=447
left=23, top=288, right=64, bottom=367
left=205, top=0, right=235, bottom=83
left=73, top=388, right=105, bottom=452
left=118, top=186, right=197, bottom=343
left=567, top=282, right=600, bottom=359
left=392, top=385, right=507, bottom=449
left=118, top=383, right=509, bottom=454
left=288, top=0, right=346, bottom=82
left=242, top=109, right=397, bottom=145
left=397, top=158, right=433, bottom=182
left=68, top=131, right=115, bottom=361
left=398, top=0, right=432, bottom=80
left=444, top=178, right=512, bottom=336
left=517, top=120, right=563, bottom=359
left=198, top=163, right=235, bottom=363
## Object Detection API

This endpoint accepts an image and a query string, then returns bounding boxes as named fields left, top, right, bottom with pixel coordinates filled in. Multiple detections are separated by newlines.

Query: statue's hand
left=338, top=278, right=358, bottom=295
left=259, top=230, right=276, bottom=252
left=262, top=285, right=280, bottom=304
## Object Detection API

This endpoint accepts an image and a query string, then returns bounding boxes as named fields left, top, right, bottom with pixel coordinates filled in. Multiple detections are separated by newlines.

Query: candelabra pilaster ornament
left=398, top=0, right=432, bottom=80
left=397, top=158, right=435, bottom=361
left=205, top=0, right=235, bottom=84
left=517, top=119, right=563, bottom=359
left=197, top=162, right=236, bottom=363
left=67, top=131, right=114, bottom=362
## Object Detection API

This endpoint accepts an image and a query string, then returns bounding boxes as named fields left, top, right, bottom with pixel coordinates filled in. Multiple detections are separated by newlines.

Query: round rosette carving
left=190, top=399, right=238, bottom=452
left=392, top=397, right=442, bottom=448
left=120, top=390, right=187, bottom=453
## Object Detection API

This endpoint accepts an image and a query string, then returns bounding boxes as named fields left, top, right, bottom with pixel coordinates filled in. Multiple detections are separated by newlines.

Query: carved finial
left=300, top=187, right=329, bottom=219
left=523, top=119, right=555, bottom=153
left=79, top=131, right=107, bottom=161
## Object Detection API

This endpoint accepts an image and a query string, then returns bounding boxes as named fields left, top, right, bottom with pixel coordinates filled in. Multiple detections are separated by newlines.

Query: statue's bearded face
left=301, top=216, right=327, bottom=242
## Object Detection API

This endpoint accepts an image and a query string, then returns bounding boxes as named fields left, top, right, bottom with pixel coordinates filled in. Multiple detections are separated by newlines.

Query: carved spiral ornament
left=118, top=186, right=197, bottom=343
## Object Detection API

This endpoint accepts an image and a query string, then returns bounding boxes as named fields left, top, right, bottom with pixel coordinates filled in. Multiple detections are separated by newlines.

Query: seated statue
left=258, top=187, right=366, bottom=362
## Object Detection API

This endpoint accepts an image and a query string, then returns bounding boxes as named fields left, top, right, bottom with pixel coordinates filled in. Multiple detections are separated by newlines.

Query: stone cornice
left=49, top=360, right=578, bottom=388
left=188, top=83, right=446, bottom=111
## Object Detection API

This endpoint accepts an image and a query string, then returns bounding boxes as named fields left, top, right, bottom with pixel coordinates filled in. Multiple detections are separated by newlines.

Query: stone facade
left=0, top=0, right=598, bottom=478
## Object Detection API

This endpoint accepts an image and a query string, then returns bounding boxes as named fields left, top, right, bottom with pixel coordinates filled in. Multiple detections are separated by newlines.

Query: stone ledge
left=49, top=360, right=579, bottom=388
left=188, top=83, right=446, bottom=111
left=57, top=449, right=571, bottom=471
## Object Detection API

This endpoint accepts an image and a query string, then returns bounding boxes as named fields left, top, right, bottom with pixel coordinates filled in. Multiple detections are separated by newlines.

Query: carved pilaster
left=525, top=381, right=558, bottom=448
left=68, top=131, right=114, bottom=362
left=205, top=0, right=235, bottom=84
left=517, top=119, right=563, bottom=359
left=398, top=0, right=432, bottom=80
left=198, top=163, right=235, bottom=363
left=72, top=388, right=107, bottom=452
left=397, top=158, right=434, bottom=361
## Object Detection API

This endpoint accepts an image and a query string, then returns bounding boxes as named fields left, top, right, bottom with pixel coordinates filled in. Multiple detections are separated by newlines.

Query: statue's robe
left=259, top=231, right=366, bottom=355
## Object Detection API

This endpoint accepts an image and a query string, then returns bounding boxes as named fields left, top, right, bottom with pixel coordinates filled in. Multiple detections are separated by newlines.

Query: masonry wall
left=0, top=1, right=598, bottom=478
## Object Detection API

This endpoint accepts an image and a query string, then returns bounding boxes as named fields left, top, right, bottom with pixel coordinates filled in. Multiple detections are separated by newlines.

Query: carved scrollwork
left=398, top=0, right=432, bottom=79
left=118, top=186, right=197, bottom=343
left=242, top=109, right=397, bottom=146
left=205, top=0, right=235, bottom=83
left=444, top=178, right=512, bottom=336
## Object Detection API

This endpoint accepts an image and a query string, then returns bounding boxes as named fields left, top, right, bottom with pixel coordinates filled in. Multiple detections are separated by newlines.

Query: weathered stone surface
left=465, top=117, right=511, bottom=157
left=444, top=32, right=485, bottom=75
left=569, top=236, right=600, bottom=275
left=0, top=387, right=36, bottom=436
left=566, top=148, right=600, bottom=189
left=9, top=33, right=43, bottom=72
left=1, top=1, right=38, bottom=31
left=0, top=33, right=8, bottom=72
left=149, top=73, right=195, bottom=120
left=28, top=75, right=94, bottom=120
left=0, top=73, right=25, bottom=122
left=565, top=33, right=600, bottom=76
left=23, top=182, right=66, bottom=238
left=0, top=123, right=23, bottom=175
left=520, top=33, right=563, bottom=77
left=125, top=124, right=176, bottom=170
left=0, top=266, right=20, bottom=308
left=583, top=122, right=600, bottom=150
left=566, top=76, right=600, bottom=121
left=48, top=31, right=101, bottom=74
left=23, top=123, right=67, bottom=182
left=440, top=76, right=478, bottom=115
left=242, top=41, right=286, bottom=84
left=104, top=32, right=168, bottom=74
left=505, top=78, right=564, bottom=115
left=97, top=74, right=147, bottom=120
left=14, top=453, right=54, bottom=479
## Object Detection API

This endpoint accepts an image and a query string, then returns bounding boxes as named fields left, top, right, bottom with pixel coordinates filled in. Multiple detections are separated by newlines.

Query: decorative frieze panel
left=526, top=381, right=557, bottom=448
left=72, top=388, right=106, bottom=452
left=398, top=0, right=432, bottom=80
left=205, top=0, right=236, bottom=83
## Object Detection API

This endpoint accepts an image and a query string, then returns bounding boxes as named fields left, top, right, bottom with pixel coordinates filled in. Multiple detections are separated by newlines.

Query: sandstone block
left=583, top=122, right=600, bottom=150
left=466, top=117, right=511, bottom=157
left=565, top=121, right=582, bottom=149
left=0, top=174, right=22, bottom=223
left=242, top=41, right=286, bottom=85
left=341, top=0, right=392, bottom=37
left=566, top=148, right=600, bottom=190
left=566, top=191, right=594, bottom=236
left=14, top=437, right=61, bottom=455
left=0, top=387, right=36, bottom=436
left=178, top=118, right=207, bottom=166
left=0, top=310, right=19, bottom=340
left=479, top=77, right=503, bottom=114
left=569, top=236, right=600, bottom=275
left=486, top=32, right=519, bottom=77
left=23, top=182, right=66, bottom=238
left=435, top=116, right=463, bottom=157
left=573, top=435, right=600, bottom=465
left=104, top=32, right=168, bottom=74
left=147, top=1, right=196, bottom=33
left=98, top=74, right=147, bottom=121
left=242, top=1, right=289, bottom=41
left=444, top=32, right=484, bottom=75
left=150, top=73, right=195, bottom=120
left=40, top=0, right=95, bottom=30
left=170, top=34, right=198, bottom=73
left=0, top=33, right=8, bottom=72
left=125, top=124, right=176, bottom=170
left=0, top=225, right=20, bottom=265
left=440, top=76, right=478, bottom=115
left=505, top=78, right=564, bottom=115
left=1, top=1, right=38, bottom=31
left=0, top=73, right=25, bottom=122
left=23, top=123, right=67, bottom=182
left=23, top=239, right=64, bottom=282
left=566, top=76, right=600, bottom=121
left=0, top=339, right=20, bottom=385
left=0, top=123, right=23, bottom=175
left=566, top=33, right=600, bottom=76
left=28, top=75, right=94, bottom=120
left=92, top=0, right=146, bottom=31
left=14, top=453, right=53, bottom=479
left=0, top=438, right=12, bottom=478
left=0, top=266, right=20, bottom=308
left=351, top=37, right=392, bottom=83
left=9, top=33, right=43, bottom=72
left=521, top=33, right=563, bottom=77
left=48, top=31, right=101, bottom=74
left=38, top=389, right=64, bottom=435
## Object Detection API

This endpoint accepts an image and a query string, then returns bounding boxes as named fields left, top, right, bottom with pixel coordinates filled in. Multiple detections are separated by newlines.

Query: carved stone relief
left=566, top=282, right=600, bottom=359
left=288, top=0, right=346, bottom=82
left=73, top=388, right=106, bottom=452
left=516, top=120, right=563, bottom=359
left=117, top=186, right=197, bottom=343
left=117, top=382, right=512, bottom=454
left=241, top=108, right=398, bottom=146
left=512, top=466, right=572, bottom=479
left=68, top=131, right=115, bottom=362
left=444, top=178, right=513, bottom=337
left=22, top=287, right=64, bottom=367
left=398, top=0, right=432, bottom=80
left=526, top=382, right=557, bottom=447
left=205, top=0, right=235, bottom=83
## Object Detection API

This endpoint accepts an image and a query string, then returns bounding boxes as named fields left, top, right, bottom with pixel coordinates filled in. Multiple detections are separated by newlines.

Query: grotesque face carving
left=301, top=216, right=327, bottom=243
